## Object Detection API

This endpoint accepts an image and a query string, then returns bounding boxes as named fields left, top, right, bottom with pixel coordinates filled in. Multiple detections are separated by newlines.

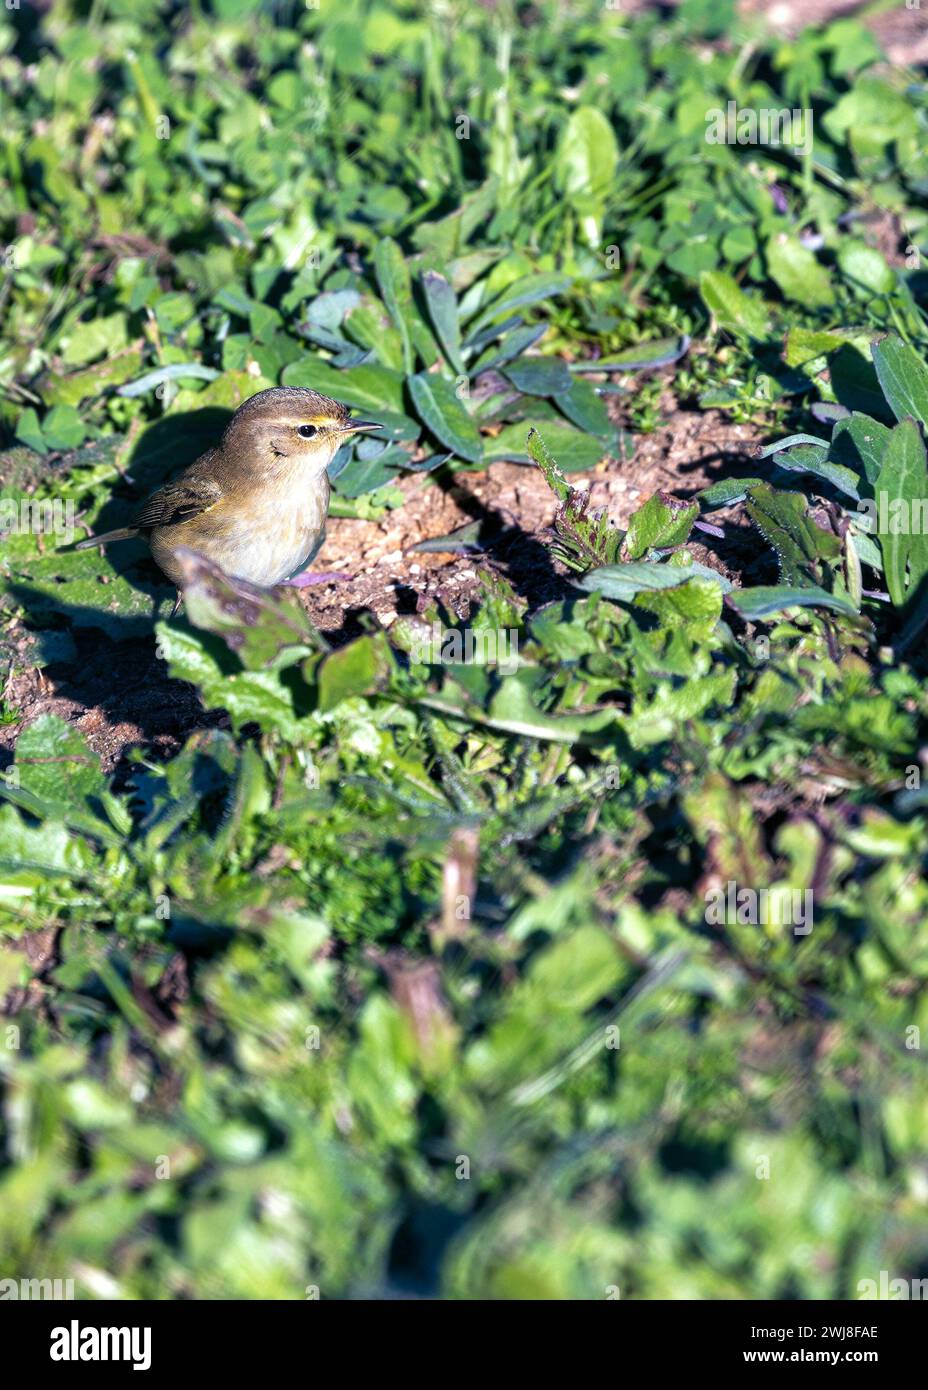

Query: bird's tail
left=75, top=527, right=139, bottom=550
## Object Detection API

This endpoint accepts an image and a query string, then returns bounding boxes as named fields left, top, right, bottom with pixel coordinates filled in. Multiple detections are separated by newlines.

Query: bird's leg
left=283, top=571, right=353, bottom=588
left=170, top=591, right=184, bottom=618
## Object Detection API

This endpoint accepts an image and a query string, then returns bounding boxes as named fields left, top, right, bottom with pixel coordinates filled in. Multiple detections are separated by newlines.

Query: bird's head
left=221, top=386, right=381, bottom=478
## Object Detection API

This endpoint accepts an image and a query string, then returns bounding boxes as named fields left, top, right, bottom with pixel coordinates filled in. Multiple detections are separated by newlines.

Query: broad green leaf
left=7, top=547, right=166, bottom=638
left=872, top=335, right=928, bottom=430
left=578, top=562, right=725, bottom=602
left=14, top=714, right=105, bottom=804
left=838, top=240, right=895, bottom=296
left=60, top=312, right=128, bottom=367
left=282, top=358, right=408, bottom=415
left=317, top=634, right=390, bottom=713
left=555, top=106, right=619, bottom=244
left=408, top=372, right=483, bottom=462
left=42, top=346, right=145, bottom=407
left=555, top=107, right=618, bottom=200
left=175, top=549, right=324, bottom=669
left=873, top=416, right=928, bottom=607
left=771, top=445, right=861, bottom=500
left=554, top=377, right=612, bottom=437
left=488, top=420, right=603, bottom=472
left=728, top=585, right=859, bottom=619
left=421, top=271, right=463, bottom=375
left=831, top=413, right=891, bottom=486
left=624, top=493, right=699, bottom=559
left=485, top=678, right=615, bottom=741
left=41, top=405, right=86, bottom=450
left=700, top=270, right=769, bottom=338
left=635, top=574, right=725, bottom=634
left=503, top=356, right=573, bottom=397
left=766, top=235, right=835, bottom=309
left=0, top=803, right=91, bottom=879
left=156, top=622, right=304, bottom=739
left=746, top=483, right=842, bottom=586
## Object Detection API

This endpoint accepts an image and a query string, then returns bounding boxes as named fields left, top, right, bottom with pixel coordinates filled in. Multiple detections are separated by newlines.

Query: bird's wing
left=131, top=461, right=224, bottom=531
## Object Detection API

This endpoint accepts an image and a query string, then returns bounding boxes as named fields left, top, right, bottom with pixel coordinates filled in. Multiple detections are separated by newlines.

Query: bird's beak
left=339, top=419, right=382, bottom=435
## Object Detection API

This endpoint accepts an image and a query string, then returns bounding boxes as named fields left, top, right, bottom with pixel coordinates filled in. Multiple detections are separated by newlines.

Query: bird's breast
left=158, top=475, right=330, bottom=588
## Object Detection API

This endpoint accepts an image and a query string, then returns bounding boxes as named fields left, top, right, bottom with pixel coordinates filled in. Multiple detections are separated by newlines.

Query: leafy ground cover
left=1, top=0, right=928, bottom=1299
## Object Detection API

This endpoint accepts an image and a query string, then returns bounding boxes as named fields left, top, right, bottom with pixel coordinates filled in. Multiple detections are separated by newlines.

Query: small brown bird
left=76, top=387, right=380, bottom=609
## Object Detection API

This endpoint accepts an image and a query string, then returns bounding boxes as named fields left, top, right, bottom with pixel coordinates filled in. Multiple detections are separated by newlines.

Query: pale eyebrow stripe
left=275, top=416, right=342, bottom=428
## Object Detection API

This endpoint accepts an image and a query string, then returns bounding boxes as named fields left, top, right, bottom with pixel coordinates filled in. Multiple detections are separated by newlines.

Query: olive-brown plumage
left=77, top=387, right=380, bottom=596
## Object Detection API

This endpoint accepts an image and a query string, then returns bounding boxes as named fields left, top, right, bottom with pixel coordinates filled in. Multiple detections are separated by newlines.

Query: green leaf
left=568, top=335, right=690, bottom=372
left=698, top=477, right=763, bottom=509
left=578, top=562, right=725, bottom=602
left=485, top=677, right=615, bottom=741
left=831, top=413, right=891, bottom=487
left=374, top=237, right=416, bottom=374
left=872, top=335, right=928, bottom=430
left=634, top=573, right=725, bottom=633
left=468, top=273, right=572, bottom=335
left=421, top=271, right=463, bottom=375
left=624, top=493, right=699, bottom=559
left=156, top=623, right=304, bottom=739
left=0, top=803, right=91, bottom=879
left=281, top=358, right=407, bottom=416
left=8, top=547, right=165, bottom=638
left=117, top=363, right=220, bottom=397
left=699, top=270, right=769, bottom=338
left=555, top=106, right=619, bottom=244
left=554, top=377, right=612, bottom=437
left=766, top=235, right=835, bottom=309
left=408, top=372, right=484, bottom=462
left=873, top=417, right=928, bottom=608
left=838, top=240, right=895, bottom=296
left=746, top=483, right=842, bottom=586
left=317, top=634, right=389, bottom=713
left=503, top=356, right=573, bottom=397
left=174, top=549, right=324, bottom=669
left=60, top=312, right=128, bottom=367
left=43, top=347, right=145, bottom=407
left=556, top=107, right=618, bottom=200
left=770, top=444, right=861, bottom=500
left=488, top=420, right=603, bottom=472
left=14, top=409, right=47, bottom=453
left=470, top=323, right=547, bottom=375
left=728, top=585, right=860, bottom=619
left=15, top=714, right=105, bottom=804
left=42, top=405, right=87, bottom=451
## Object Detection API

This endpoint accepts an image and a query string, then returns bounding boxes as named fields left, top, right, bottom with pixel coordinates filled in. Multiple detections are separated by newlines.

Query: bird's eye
left=297, top=424, right=318, bottom=439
